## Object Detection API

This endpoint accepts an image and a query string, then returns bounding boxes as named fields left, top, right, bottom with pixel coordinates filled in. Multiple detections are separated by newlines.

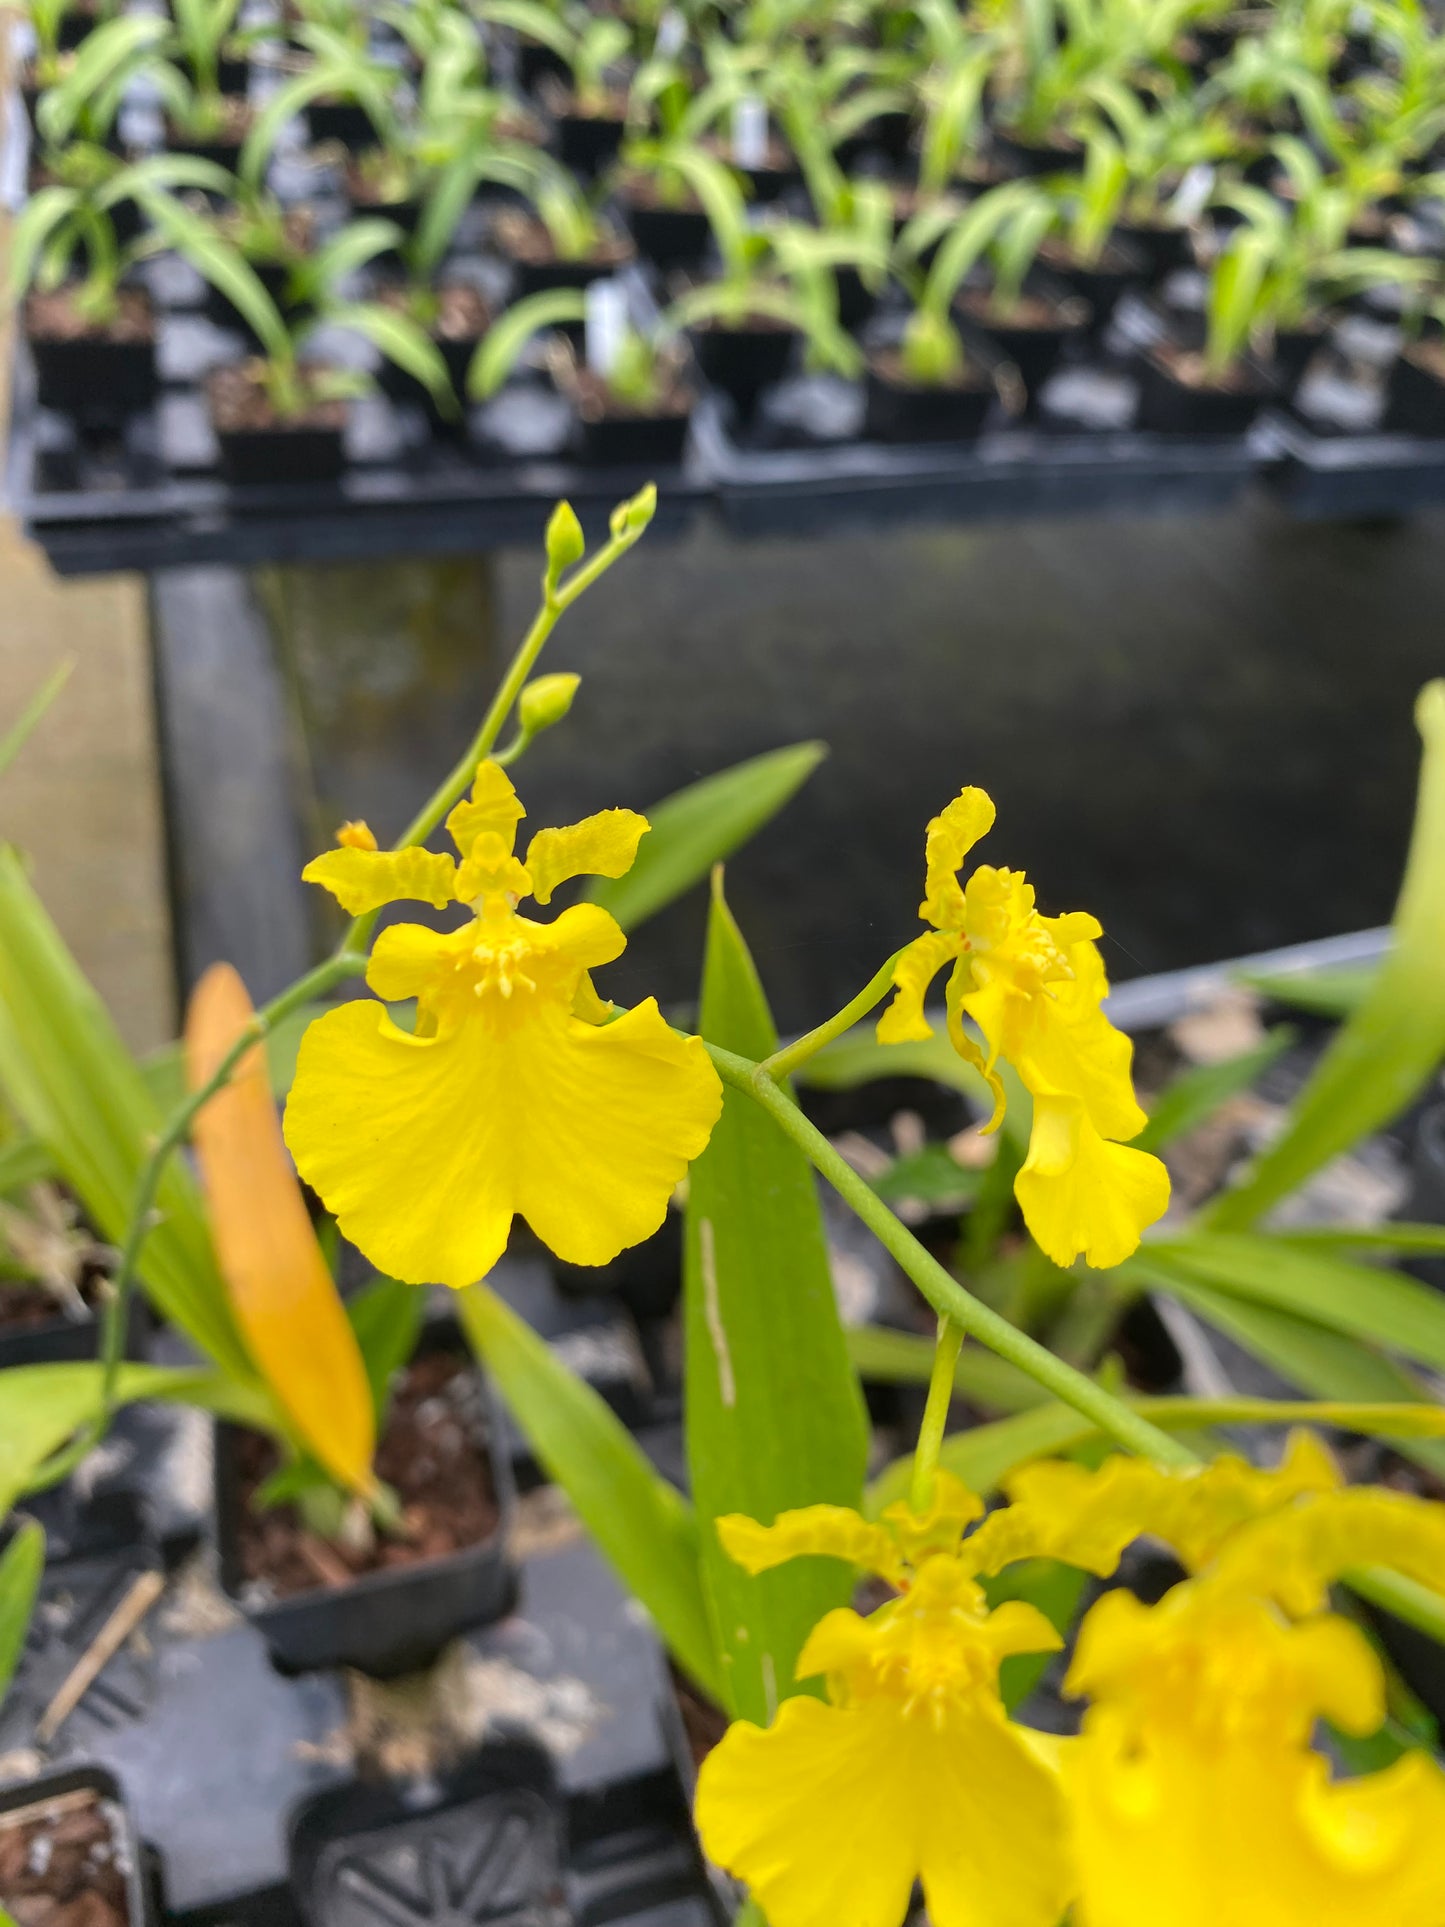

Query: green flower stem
left=26, top=950, right=369, bottom=1496
left=760, top=949, right=903, bottom=1084
left=344, top=489, right=656, bottom=954
left=1351, top=1567, right=1445, bottom=1647
left=705, top=1042, right=1195, bottom=1469
left=910, top=1315, right=964, bottom=1513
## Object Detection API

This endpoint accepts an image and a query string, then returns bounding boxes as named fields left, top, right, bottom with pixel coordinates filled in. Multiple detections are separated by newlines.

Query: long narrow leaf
left=684, top=877, right=869, bottom=1724
left=0, top=1522, right=44, bottom=1708
left=1133, top=1026, right=1294, bottom=1154
left=1212, top=683, right=1445, bottom=1225
left=1149, top=1231, right=1445, bottom=1376
left=869, top=1394, right=1445, bottom=1511
left=0, top=664, right=72, bottom=780
left=845, top=1323, right=1051, bottom=1413
left=457, top=1282, right=725, bottom=1705
left=0, top=1362, right=272, bottom=1516
left=585, top=742, right=828, bottom=933
left=185, top=965, right=375, bottom=1496
left=0, top=850, right=253, bottom=1380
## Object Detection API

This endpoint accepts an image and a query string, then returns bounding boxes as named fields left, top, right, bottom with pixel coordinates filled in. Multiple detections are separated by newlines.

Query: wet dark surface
left=257, top=502, right=1439, bottom=1031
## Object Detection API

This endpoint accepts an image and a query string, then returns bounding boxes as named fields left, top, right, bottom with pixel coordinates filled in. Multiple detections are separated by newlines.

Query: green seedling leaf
left=0, top=663, right=72, bottom=780
left=685, top=876, right=868, bottom=1723
left=0, top=1361, right=273, bottom=1515
left=0, top=1137, right=56, bottom=1195
left=347, top=1275, right=424, bottom=1424
left=869, top=1141, right=983, bottom=1211
left=0, top=1521, right=44, bottom=1708
left=0, top=848, right=253, bottom=1381
left=1133, top=1025, right=1295, bottom=1153
left=457, top=1282, right=724, bottom=1704
left=1237, top=961, right=1380, bottom=1018
left=467, top=287, right=587, bottom=399
left=586, top=742, right=827, bottom=933
left=1212, top=684, right=1445, bottom=1226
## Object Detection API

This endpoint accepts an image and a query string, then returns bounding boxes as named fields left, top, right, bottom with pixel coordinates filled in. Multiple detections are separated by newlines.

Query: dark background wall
left=256, top=501, right=1441, bottom=1032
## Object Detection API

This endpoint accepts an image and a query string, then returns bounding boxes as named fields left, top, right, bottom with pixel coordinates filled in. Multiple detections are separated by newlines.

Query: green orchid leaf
left=684, top=876, right=869, bottom=1724
left=0, top=1521, right=45, bottom=1709
left=1237, top=962, right=1379, bottom=1018
left=1212, top=684, right=1445, bottom=1226
left=0, top=849, right=254, bottom=1382
left=586, top=741, right=827, bottom=934
left=347, top=1275, right=424, bottom=1425
left=457, top=1282, right=724, bottom=1704
left=869, top=1142, right=983, bottom=1211
left=0, top=1361, right=273, bottom=1516
left=1133, top=1026, right=1294, bottom=1153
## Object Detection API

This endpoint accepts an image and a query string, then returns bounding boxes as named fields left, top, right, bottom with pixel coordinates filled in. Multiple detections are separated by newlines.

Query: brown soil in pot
left=1404, top=338, right=1445, bottom=383
left=165, top=93, right=254, bottom=145
left=1148, top=340, right=1260, bottom=393
left=671, top=1666, right=728, bottom=1769
left=687, top=308, right=795, bottom=335
left=615, top=169, right=703, bottom=214
left=378, top=281, right=491, bottom=341
left=700, top=131, right=793, bottom=174
left=231, top=1350, right=501, bottom=1597
left=539, top=81, right=629, bottom=123
left=0, top=1277, right=102, bottom=1333
left=207, top=363, right=348, bottom=433
left=957, top=288, right=1072, bottom=331
left=0, top=1787, right=131, bottom=1927
left=869, top=345, right=993, bottom=394
left=25, top=286, right=153, bottom=345
left=492, top=209, right=633, bottom=270
left=343, top=157, right=414, bottom=208
left=567, top=365, right=694, bottom=422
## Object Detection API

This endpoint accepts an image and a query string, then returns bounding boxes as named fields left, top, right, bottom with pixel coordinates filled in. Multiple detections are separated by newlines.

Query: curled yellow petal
left=1212, top=1485, right=1445, bottom=1616
left=1014, top=1095, right=1170, bottom=1269
left=718, top=1507, right=907, bottom=1584
left=185, top=963, right=375, bottom=1497
left=302, top=843, right=458, bottom=916
left=920, top=788, right=996, bottom=928
left=445, top=759, right=525, bottom=857
left=337, top=820, right=377, bottom=850
left=525, top=809, right=650, bottom=905
left=877, top=931, right=957, bottom=1045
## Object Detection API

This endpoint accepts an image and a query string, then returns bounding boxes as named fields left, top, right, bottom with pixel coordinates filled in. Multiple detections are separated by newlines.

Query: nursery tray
left=0, top=1460, right=717, bottom=1927
left=691, top=390, right=1260, bottom=539
left=1256, top=409, right=1445, bottom=520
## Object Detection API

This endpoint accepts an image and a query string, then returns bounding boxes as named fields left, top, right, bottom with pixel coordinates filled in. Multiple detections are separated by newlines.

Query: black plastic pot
left=1114, top=218, right=1194, bottom=283
left=516, top=34, right=570, bottom=93
left=863, top=357, right=997, bottom=443
left=0, top=1764, right=156, bottom=1927
left=216, top=52, right=249, bottom=95
left=836, top=108, right=914, bottom=169
left=1041, top=238, right=1148, bottom=336
left=214, top=1357, right=516, bottom=1677
left=303, top=98, right=378, bottom=150
left=1272, top=322, right=1327, bottom=399
left=575, top=399, right=694, bottom=467
left=210, top=400, right=348, bottom=488
left=835, top=265, right=879, bottom=333
left=1383, top=345, right=1445, bottom=436
left=621, top=198, right=711, bottom=271
left=958, top=285, right=1090, bottom=410
left=1134, top=346, right=1270, bottom=435
left=290, top=1742, right=563, bottom=1927
left=205, top=257, right=294, bottom=341
left=992, top=126, right=1085, bottom=176
left=553, top=1211, right=683, bottom=1320
left=28, top=313, right=157, bottom=425
left=688, top=317, right=799, bottom=419
left=554, top=108, right=627, bottom=177
left=0, top=1290, right=149, bottom=1372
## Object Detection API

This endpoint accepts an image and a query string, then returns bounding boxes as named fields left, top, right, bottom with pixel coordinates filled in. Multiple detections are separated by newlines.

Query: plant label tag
left=586, top=277, right=629, bottom=379
left=732, top=94, right=769, bottom=170
left=656, top=8, right=687, bottom=56
left=1171, top=164, right=1215, bottom=225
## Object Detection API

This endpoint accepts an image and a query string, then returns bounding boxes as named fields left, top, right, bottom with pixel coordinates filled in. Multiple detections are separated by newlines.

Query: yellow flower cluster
left=283, top=761, right=722, bottom=1287
left=878, top=787, right=1169, bottom=1268
left=695, top=1436, right=1445, bottom=1927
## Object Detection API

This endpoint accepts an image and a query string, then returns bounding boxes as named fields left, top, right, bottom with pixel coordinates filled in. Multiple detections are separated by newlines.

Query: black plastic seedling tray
left=1257, top=409, right=1445, bottom=519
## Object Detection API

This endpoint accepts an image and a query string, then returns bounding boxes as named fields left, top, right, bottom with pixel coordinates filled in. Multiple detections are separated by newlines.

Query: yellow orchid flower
left=877, top=787, right=1168, bottom=1268
left=1010, top=1431, right=1445, bottom=1927
left=283, top=761, right=723, bottom=1288
left=695, top=1473, right=1113, bottom=1927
